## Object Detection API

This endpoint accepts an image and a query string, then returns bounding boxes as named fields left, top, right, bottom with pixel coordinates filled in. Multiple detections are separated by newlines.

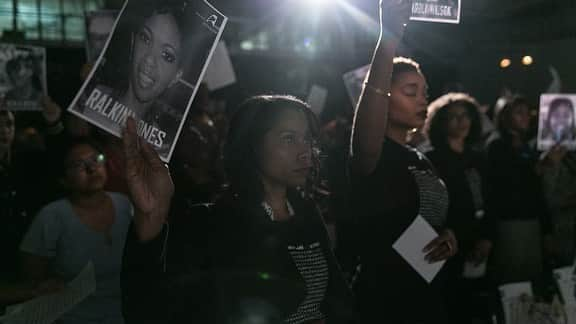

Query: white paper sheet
left=392, top=215, right=445, bottom=283
left=499, top=282, right=533, bottom=301
left=0, top=262, right=96, bottom=324
left=554, top=266, right=576, bottom=305
left=306, top=85, right=328, bottom=117
left=204, top=41, right=236, bottom=90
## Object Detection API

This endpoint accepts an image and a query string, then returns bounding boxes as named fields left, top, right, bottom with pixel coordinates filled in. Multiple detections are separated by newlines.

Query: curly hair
left=223, top=95, right=320, bottom=205
left=391, top=57, right=422, bottom=83
left=424, top=92, right=482, bottom=150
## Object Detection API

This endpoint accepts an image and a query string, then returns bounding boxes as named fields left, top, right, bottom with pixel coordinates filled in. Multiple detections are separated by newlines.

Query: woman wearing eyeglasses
left=18, top=138, right=132, bottom=324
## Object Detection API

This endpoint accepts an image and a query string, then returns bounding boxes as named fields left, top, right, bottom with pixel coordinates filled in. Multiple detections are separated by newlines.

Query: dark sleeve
left=537, top=189, right=553, bottom=235
left=121, top=206, right=215, bottom=324
left=478, top=156, right=497, bottom=242
left=121, top=224, right=174, bottom=324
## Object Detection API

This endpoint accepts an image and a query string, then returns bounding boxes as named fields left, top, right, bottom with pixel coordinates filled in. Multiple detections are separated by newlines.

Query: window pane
left=41, top=13, right=61, bottom=40
left=62, top=0, right=82, bottom=15
left=18, top=0, right=39, bottom=39
left=0, top=1, right=14, bottom=36
left=65, top=16, right=83, bottom=41
left=85, top=0, right=105, bottom=12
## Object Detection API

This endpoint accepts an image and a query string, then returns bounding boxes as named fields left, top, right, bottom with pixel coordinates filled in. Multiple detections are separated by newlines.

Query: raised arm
left=350, top=0, right=410, bottom=176
left=122, top=118, right=174, bottom=241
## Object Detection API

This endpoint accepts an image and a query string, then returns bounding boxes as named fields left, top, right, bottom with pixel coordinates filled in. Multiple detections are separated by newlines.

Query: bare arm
left=350, top=0, right=410, bottom=176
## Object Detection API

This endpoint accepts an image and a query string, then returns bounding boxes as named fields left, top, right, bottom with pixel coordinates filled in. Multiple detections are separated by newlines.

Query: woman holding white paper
left=348, top=0, right=457, bottom=322
left=424, top=93, right=497, bottom=323
left=19, top=139, right=132, bottom=324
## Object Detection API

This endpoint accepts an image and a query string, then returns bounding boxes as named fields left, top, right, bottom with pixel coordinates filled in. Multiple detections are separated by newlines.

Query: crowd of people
left=1, top=1, right=575, bottom=324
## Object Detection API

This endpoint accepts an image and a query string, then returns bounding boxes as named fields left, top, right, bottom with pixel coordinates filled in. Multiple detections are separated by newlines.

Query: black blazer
left=121, top=194, right=356, bottom=324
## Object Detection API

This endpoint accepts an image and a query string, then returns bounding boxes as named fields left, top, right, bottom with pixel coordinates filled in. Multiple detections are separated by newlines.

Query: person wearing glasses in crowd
left=19, top=139, right=132, bottom=324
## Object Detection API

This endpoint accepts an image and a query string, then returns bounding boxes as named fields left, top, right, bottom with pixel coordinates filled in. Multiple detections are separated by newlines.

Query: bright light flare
left=298, top=0, right=330, bottom=9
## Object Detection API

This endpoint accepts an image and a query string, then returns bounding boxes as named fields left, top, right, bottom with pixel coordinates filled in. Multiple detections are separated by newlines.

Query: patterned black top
left=351, top=138, right=450, bottom=323
left=122, top=193, right=356, bottom=324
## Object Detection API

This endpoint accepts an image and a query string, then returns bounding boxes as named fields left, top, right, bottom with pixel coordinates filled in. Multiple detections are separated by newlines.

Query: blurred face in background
left=507, top=103, right=531, bottom=134
left=7, top=58, right=34, bottom=89
left=445, top=104, right=471, bottom=140
left=88, top=14, right=116, bottom=59
left=0, top=111, right=15, bottom=151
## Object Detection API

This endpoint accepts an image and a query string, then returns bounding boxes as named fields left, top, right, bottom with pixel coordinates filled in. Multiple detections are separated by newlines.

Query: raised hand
left=380, top=0, right=412, bottom=39
left=123, top=117, right=174, bottom=241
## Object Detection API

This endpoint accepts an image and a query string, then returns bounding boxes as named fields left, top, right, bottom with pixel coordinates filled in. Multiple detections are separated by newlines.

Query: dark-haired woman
left=424, top=93, right=496, bottom=323
left=348, top=1, right=457, bottom=323
left=121, top=96, right=355, bottom=324
left=19, top=139, right=132, bottom=324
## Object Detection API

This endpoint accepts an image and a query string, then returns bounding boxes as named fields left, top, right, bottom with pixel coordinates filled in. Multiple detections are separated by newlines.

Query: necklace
left=262, top=200, right=294, bottom=221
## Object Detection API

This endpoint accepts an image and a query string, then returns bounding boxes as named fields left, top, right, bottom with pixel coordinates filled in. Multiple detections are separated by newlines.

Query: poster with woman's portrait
left=538, top=94, right=576, bottom=151
left=0, top=44, right=47, bottom=111
left=68, top=0, right=227, bottom=162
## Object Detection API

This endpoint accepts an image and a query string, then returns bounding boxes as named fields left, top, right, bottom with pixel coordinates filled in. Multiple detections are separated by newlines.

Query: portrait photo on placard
left=69, top=0, right=227, bottom=162
left=538, top=94, right=576, bottom=151
left=0, top=44, right=47, bottom=111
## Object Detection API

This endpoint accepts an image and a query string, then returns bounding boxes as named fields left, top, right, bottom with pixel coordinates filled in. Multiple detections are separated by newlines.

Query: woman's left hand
left=423, top=229, right=458, bottom=263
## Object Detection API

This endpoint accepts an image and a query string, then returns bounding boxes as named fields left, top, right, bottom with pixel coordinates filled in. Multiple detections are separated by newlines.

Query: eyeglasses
left=67, top=154, right=106, bottom=172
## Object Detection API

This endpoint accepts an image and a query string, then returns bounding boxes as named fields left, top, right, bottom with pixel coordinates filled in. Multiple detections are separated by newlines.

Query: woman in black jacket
left=424, top=93, right=496, bottom=323
left=121, top=95, right=355, bottom=324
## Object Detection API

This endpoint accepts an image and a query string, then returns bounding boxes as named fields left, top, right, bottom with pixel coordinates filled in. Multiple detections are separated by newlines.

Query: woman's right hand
left=379, top=0, right=412, bottom=39
left=123, top=118, right=174, bottom=241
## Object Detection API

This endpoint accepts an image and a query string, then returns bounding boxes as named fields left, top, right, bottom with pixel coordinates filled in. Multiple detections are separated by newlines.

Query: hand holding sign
left=380, top=0, right=411, bottom=39
left=123, top=117, right=174, bottom=242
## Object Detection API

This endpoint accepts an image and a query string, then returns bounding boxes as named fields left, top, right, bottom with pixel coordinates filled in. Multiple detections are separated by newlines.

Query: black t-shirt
left=351, top=138, right=449, bottom=323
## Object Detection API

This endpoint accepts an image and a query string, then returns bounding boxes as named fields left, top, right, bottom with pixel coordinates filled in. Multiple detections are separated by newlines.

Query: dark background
left=35, top=0, right=576, bottom=123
